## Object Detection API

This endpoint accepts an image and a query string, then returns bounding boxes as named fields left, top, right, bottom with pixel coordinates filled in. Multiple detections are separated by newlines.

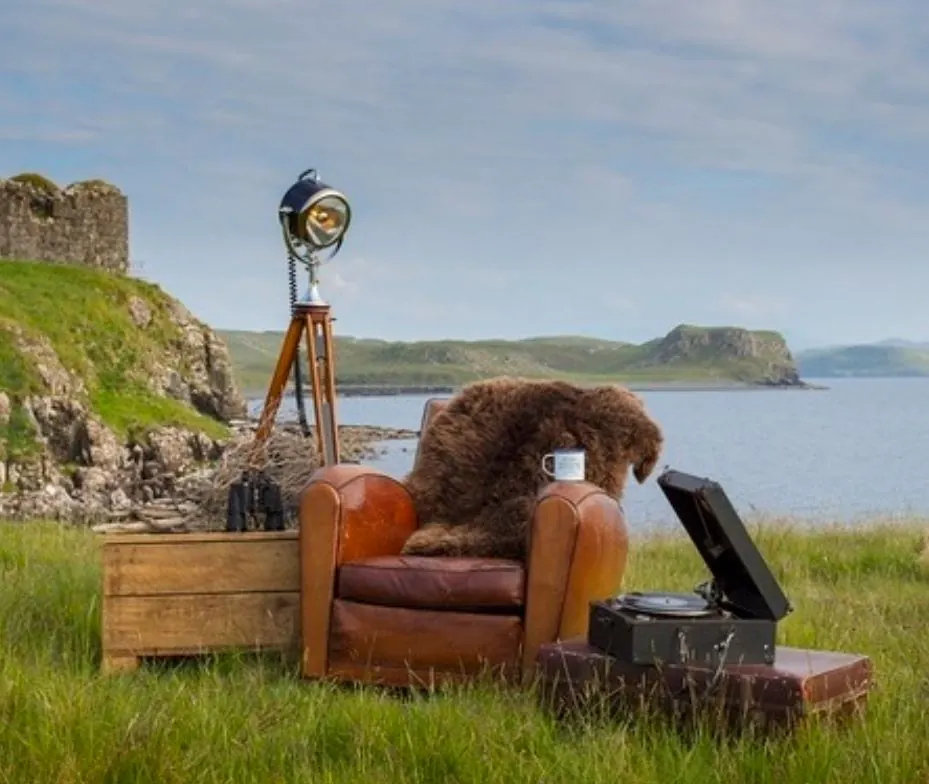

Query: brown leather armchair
left=299, top=399, right=630, bottom=687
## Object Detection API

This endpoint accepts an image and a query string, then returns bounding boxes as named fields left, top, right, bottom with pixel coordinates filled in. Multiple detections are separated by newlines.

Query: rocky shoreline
left=0, top=405, right=416, bottom=531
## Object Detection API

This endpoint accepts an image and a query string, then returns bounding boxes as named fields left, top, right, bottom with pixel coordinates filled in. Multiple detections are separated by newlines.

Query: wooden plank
left=99, top=530, right=298, bottom=546
left=103, top=537, right=300, bottom=596
left=102, top=592, right=299, bottom=654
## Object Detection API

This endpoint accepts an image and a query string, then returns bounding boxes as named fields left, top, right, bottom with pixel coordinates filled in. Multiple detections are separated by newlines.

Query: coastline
left=243, top=379, right=828, bottom=399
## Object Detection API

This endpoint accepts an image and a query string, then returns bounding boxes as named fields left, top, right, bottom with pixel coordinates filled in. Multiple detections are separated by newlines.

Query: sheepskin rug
left=400, top=377, right=664, bottom=561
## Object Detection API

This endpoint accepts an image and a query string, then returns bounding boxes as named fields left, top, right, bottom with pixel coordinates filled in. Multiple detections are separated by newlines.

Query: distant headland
left=219, top=324, right=813, bottom=397
left=796, top=340, right=929, bottom=378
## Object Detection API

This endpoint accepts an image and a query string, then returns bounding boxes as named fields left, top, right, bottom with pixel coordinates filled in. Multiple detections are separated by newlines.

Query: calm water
left=251, top=378, right=929, bottom=531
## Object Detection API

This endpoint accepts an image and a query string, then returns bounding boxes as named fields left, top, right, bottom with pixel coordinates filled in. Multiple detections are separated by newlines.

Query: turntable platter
left=616, top=591, right=715, bottom=618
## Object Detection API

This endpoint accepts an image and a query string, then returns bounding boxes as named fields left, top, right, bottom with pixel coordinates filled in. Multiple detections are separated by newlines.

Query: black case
left=588, top=469, right=793, bottom=668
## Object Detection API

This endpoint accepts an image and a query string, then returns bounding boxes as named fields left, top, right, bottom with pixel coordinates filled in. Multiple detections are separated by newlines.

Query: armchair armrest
left=521, top=481, right=629, bottom=679
left=299, top=464, right=418, bottom=678
left=301, top=464, right=418, bottom=564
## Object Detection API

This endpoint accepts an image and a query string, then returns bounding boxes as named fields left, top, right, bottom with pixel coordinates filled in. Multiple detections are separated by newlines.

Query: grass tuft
left=7, top=172, right=60, bottom=192
left=2, top=518, right=929, bottom=782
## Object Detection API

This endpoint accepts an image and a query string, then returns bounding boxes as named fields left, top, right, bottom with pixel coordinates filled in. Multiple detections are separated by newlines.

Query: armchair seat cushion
left=336, top=555, right=525, bottom=611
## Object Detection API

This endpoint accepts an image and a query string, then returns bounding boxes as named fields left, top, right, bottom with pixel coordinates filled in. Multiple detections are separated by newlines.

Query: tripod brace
left=250, top=300, right=340, bottom=468
left=226, top=301, right=340, bottom=532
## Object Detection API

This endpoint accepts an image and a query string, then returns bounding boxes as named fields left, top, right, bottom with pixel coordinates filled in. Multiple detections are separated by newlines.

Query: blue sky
left=3, top=0, right=929, bottom=349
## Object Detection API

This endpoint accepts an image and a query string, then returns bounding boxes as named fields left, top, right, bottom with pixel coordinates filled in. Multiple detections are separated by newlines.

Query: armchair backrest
left=413, top=397, right=449, bottom=469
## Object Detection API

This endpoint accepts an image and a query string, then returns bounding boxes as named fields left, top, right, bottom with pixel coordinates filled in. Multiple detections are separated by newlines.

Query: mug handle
left=541, top=453, right=555, bottom=478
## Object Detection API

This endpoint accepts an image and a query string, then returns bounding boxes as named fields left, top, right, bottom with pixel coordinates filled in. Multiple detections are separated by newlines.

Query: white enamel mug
left=541, top=448, right=586, bottom=482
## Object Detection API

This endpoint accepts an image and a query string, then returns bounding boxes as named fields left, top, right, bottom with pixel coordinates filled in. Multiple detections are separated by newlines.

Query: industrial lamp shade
left=279, top=169, right=351, bottom=250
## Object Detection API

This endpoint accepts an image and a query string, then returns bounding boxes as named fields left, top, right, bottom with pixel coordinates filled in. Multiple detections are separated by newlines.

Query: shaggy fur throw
left=400, top=377, right=664, bottom=561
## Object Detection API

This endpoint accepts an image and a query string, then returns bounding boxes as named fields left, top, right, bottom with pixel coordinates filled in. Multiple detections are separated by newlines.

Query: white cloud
left=5, top=0, right=928, bottom=213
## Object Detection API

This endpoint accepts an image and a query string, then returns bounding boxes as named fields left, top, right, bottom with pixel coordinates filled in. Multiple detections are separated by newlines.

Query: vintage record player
left=588, top=469, right=793, bottom=668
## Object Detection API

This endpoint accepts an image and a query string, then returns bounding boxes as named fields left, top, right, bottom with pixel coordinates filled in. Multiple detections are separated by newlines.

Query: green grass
left=0, top=259, right=229, bottom=442
left=2, top=518, right=929, bottom=783
left=90, top=387, right=229, bottom=442
left=8, top=172, right=60, bottom=193
left=0, top=404, right=40, bottom=462
left=219, top=325, right=800, bottom=393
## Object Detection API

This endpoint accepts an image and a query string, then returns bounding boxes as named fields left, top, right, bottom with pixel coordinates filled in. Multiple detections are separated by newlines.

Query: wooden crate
left=100, top=530, right=300, bottom=673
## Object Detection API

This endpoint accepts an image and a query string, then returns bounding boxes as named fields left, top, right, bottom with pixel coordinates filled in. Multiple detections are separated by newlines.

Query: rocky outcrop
left=651, top=325, right=801, bottom=386
left=0, top=314, right=414, bottom=526
left=0, top=256, right=320, bottom=523
left=150, top=299, right=246, bottom=421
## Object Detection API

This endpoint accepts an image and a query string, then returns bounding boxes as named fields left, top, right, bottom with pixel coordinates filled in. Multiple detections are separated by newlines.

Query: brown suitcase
left=535, top=640, right=874, bottom=732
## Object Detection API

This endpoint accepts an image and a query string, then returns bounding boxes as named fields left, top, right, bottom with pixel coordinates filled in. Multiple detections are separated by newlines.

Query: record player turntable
left=588, top=469, right=793, bottom=668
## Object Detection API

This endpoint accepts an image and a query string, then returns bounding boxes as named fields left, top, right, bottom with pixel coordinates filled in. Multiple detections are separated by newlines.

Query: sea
left=248, top=377, right=929, bottom=533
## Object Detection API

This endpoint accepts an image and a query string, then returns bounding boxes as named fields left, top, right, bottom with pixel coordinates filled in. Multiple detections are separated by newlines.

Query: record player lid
left=657, top=469, right=792, bottom=621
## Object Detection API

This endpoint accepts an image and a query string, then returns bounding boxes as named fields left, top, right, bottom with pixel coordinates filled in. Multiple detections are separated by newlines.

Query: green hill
left=219, top=323, right=803, bottom=394
left=796, top=344, right=929, bottom=378
left=0, top=259, right=244, bottom=463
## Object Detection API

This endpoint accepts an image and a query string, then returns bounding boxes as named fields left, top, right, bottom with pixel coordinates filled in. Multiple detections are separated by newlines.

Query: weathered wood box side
left=100, top=530, right=300, bottom=673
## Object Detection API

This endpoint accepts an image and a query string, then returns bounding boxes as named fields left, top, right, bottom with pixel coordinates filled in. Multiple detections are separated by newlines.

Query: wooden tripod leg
left=320, top=310, right=340, bottom=463
left=249, top=316, right=305, bottom=466
left=304, top=305, right=340, bottom=465
left=303, top=310, right=325, bottom=459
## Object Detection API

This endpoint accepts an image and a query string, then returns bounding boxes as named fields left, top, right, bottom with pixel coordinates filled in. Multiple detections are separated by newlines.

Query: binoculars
left=225, top=471, right=285, bottom=532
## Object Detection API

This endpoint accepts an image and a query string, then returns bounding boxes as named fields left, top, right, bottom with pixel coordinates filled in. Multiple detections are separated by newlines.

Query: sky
left=2, top=0, right=929, bottom=349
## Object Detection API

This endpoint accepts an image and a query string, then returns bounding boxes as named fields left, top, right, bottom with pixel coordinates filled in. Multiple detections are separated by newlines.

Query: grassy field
left=219, top=327, right=800, bottom=394
left=2, top=519, right=928, bottom=783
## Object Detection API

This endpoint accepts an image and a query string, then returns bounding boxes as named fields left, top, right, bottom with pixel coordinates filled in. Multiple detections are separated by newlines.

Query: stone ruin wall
left=0, top=175, right=129, bottom=274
